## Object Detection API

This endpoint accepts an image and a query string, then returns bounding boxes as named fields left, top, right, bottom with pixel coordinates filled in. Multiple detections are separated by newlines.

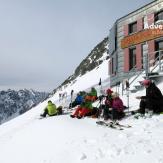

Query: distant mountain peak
left=0, top=89, right=49, bottom=124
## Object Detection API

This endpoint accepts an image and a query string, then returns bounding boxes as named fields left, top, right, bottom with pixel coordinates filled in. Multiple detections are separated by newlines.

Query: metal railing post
left=159, top=51, right=161, bottom=72
left=145, top=52, right=149, bottom=78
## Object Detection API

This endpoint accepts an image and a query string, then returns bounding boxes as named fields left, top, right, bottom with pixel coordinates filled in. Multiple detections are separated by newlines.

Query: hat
left=140, top=79, right=151, bottom=86
left=106, top=88, right=113, bottom=95
left=112, top=92, right=119, bottom=98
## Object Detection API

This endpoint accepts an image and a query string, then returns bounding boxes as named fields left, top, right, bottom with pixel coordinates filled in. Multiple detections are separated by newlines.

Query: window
left=129, top=47, right=136, bottom=70
left=155, top=10, right=163, bottom=22
left=129, top=22, right=137, bottom=34
left=155, top=40, right=163, bottom=59
left=111, top=55, right=118, bottom=75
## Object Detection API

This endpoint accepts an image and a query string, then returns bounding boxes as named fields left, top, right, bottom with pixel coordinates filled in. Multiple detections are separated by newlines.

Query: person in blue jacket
left=69, top=92, right=84, bottom=109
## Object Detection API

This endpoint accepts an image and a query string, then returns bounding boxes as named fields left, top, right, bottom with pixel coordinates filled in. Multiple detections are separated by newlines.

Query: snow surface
left=1, top=58, right=163, bottom=163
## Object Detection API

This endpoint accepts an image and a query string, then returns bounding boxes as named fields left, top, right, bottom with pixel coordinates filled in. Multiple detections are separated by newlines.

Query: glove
left=109, top=108, right=112, bottom=111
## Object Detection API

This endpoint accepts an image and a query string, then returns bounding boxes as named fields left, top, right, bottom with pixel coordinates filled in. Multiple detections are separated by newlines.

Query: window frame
left=129, top=21, right=137, bottom=34
left=129, top=47, right=137, bottom=70
left=155, top=39, right=163, bottom=59
left=155, top=10, right=163, bottom=22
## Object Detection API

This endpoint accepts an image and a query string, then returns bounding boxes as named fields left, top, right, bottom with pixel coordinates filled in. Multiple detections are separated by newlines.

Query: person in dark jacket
left=136, top=79, right=163, bottom=114
left=103, top=88, right=113, bottom=120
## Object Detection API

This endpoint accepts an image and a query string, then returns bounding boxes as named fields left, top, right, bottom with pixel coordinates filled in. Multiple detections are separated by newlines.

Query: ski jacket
left=140, top=82, right=163, bottom=112
left=80, top=101, right=93, bottom=110
left=141, top=82, right=163, bottom=101
left=75, top=95, right=84, bottom=104
left=88, top=88, right=97, bottom=97
left=112, top=97, right=124, bottom=112
left=45, top=102, right=57, bottom=116
left=105, top=95, right=113, bottom=108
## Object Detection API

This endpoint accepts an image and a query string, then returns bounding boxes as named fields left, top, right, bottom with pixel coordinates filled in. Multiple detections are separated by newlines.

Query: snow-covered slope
left=1, top=54, right=163, bottom=163
left=0, top=96, right=163, bottom=163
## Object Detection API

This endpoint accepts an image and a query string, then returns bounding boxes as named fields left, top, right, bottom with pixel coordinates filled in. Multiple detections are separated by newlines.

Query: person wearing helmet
left=136, top=79, right=163, bottom=114
left=40, top=100, right=58, bottom=117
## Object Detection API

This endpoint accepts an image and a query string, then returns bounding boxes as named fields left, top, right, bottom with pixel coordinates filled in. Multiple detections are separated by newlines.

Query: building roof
left=116, top=0, right=157, bottom=22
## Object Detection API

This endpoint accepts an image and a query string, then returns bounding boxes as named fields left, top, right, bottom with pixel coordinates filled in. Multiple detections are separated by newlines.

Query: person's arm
left=136, top=96, right=146, bottom=99
left=44, top=106, right=47, bottom=111
left=151, top=87, right=163, bottom=100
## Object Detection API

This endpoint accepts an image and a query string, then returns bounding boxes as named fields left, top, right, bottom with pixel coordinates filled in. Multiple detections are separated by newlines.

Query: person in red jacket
left=70, top=96, right=93, bottom=119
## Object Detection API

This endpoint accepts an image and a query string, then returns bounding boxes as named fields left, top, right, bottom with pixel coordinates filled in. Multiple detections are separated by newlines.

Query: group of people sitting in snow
left=40, top=79, right=163, bottom=120
left=70, top=87, right=125, bottom=120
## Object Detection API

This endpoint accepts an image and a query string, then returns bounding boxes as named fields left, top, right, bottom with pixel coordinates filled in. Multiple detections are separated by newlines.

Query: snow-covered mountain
left=0, top=36, right=108, bottom=125
left=0, top=89, right=49, bottom=124
left=52, top=37, right=109, bottom=94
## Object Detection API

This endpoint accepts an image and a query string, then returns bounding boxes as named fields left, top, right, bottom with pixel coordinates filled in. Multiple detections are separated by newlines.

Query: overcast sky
left=0, top=0, right=152, bottom=92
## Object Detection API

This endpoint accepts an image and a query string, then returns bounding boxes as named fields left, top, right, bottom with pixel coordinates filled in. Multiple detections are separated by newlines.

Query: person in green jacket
left=87, top=87, right=98, bottom=102
left=70, top=96, right=93, bottom=119
left=40, top=100, right=58, bottom=117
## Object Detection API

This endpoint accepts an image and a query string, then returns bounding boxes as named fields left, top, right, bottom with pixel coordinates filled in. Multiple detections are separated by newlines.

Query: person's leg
left=57, top=106, right=63, bottom=115
left=79, top=108, right=91, bottom=117
left=72, top=107, right=82, bottom=116
left=40, top=108, right=48, bottom=117
left=111, top=109, right=119, bottom=120
left=49, top=113, right=57, bottom=117
left=71, top=101, right=77, bottom=108
left=91, top=107, right=99, bottom=118
left=118, top=111, right=125, bottom=119
left=138, top=99, right=146, bottom=114
left=148, top=99, right=163, bottom=114
left=103, top=107, right=110, bottom=120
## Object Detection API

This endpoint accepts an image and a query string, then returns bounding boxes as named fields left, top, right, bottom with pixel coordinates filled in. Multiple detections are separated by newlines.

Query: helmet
left=106, top=88, right=113, bottom=95
left=141, top=79, right=151, bottom=86
left=48, top=100, right=52, bottom=103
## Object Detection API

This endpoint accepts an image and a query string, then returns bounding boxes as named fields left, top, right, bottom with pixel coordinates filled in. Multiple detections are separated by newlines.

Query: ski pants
left=41, top=108, right=57, bottom=117
left=139, top=99, right=163, bottom=114
left=73, top=107, right=91, bottom=117
left=103, top=107, right=124, bottom=120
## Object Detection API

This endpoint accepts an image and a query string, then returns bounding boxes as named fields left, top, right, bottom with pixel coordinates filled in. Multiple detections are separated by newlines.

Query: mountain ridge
left=0, top=89, right=49, bottom=124
left=53, top=37, right=109, bottom=94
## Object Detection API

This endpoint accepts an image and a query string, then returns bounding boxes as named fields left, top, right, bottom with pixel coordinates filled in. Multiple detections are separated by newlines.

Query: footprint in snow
left=79, top=153, right=87, bottom=160
left=116, top=148, right=122, bottom=156
left=83, top=139, right=87, bottom=143
left=103, top=133, right=108, bottom=137
left=96, top=148, right=104, bottom=158
left=158, top=158, right=163, bottom=163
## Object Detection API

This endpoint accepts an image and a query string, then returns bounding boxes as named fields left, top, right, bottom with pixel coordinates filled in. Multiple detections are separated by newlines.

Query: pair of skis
left=96, top=121, right=131, bottom=130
